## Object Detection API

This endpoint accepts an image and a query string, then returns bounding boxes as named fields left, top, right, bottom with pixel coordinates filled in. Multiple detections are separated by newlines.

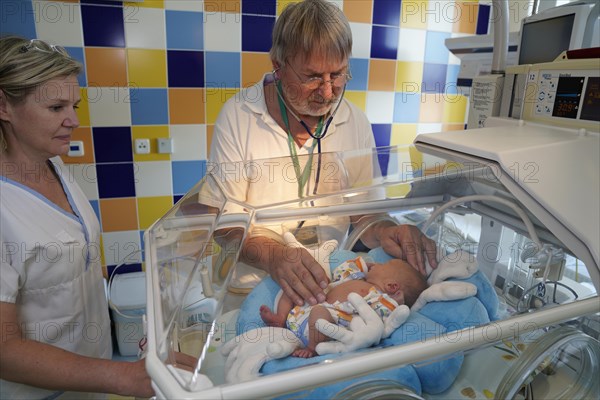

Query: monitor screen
left=518, top=13, right=575, bottom=64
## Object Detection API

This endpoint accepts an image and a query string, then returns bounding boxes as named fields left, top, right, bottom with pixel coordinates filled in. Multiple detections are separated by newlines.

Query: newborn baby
left=260, top=257, right=428, bottom=357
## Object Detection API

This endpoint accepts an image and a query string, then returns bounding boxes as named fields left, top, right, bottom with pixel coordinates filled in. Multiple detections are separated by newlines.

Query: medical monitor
left=518, top=1, right=599, bottom=65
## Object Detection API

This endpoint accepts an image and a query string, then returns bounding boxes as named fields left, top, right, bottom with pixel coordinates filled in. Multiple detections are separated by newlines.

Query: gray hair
left=0, top=35, right=82, bottom=152
left=270, top=0, right=352, bottom=67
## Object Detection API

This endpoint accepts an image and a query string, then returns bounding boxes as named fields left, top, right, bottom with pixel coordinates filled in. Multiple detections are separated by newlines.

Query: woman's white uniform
left=0, top=157, right=112, bottom=400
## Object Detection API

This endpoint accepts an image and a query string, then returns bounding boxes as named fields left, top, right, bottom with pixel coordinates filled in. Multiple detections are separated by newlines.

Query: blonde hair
left=270, top=0, right=352, bottom=66
left=0, top=35, right=82, bottom=152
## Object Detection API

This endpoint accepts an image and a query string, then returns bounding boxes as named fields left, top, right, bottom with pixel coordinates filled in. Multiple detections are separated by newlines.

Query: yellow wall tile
left=442, top=94, right=468, bottom=123
left=344, top=91, right=367, bottom=112
left=100, top=198, right=139, bottom=232
left=76, top=87, right=90, bottom=126
left=396, top=61, right=424, bottom=92
left=277, top=0, right=297, bottom=15
left=85, top=48, right=128, bottom=87
left=242, top=53, right=272, bottom=88
left=391, top=124, right=418, bottom=146
left=169, top=88, right=205, bottom=124
left=61, top=127, right=94, bottom=164
left=344, top=0, right=373, bottom=23
left=137, top=196, right=173, bottom=230
left=401, top=1, right=429, bottom=29
left=127, top=49, right=167, bottom=88
left=127, top=0, right=164, bottom=8
left=99, top=235, right=106, bottom=273
left=206, top=88, right=239, bottom=124
left=131, top=126, right=170, bottom=162
left=368, top=59, right=397, bottom=91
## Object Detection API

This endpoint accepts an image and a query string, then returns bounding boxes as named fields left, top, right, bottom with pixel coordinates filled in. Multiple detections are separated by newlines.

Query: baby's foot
left=292, top=347, right=317, bottom=358
left=259, top=305, right=285, bottom=327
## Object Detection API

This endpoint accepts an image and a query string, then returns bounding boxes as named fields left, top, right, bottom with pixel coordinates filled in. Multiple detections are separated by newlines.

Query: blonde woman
left=0, top=35, right=159, bottom=399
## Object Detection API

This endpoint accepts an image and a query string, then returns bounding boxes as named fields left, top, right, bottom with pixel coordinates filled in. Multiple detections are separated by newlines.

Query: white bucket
left=109, top=271, right=146, bottom=357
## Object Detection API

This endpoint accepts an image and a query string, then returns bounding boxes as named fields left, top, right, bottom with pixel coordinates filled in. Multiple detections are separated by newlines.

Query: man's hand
left=377, top=224, right=438, bottom=275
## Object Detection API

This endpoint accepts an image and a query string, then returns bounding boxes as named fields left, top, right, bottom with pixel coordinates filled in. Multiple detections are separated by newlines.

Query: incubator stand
left=143, top=127, right=599, bottom=398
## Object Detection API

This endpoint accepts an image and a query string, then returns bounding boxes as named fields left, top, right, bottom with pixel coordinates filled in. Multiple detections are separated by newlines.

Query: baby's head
left=366, top=259, right=428, bottom=307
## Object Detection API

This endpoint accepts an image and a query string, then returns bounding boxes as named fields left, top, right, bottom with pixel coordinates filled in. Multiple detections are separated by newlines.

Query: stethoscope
left=272, top=69, right=346, bottom=198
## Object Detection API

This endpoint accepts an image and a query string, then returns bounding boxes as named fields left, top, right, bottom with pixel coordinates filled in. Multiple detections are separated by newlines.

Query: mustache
left=309, top=96, right=340, bottom=105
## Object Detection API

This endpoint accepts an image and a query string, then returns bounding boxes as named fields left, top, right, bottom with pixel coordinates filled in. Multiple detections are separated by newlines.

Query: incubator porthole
left=495, top=326, right=600, bottom=399
left=332, top=380, right=425, bottom=400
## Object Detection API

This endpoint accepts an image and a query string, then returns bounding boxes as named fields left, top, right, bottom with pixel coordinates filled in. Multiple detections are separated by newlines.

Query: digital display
left=580, top=77, right=600, bottom=122
left=552, top=76, right=584, bottom=119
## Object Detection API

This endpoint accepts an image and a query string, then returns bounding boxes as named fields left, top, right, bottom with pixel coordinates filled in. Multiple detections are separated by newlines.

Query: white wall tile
left=366, top=91, right=395, bottom=124
left=165, top=0, right=204, bottom=12
left=60, top=163, right=99, bottom=201
left=124, top=7, right=166, bottom=49
left=417, top=123, right=443, bottom=135
left=350, top=22, right=372, bottom=59
left=102, top=230, right=142, bottom=266
left=170, top=124, right=206, bottom=161
left=398, top=28, right=426, bottom=62
left=134, top=161, right=173, bottom=197
left=426, top=1, right=455, bottom=33
left=204, top=11, right=241, bottom=52
left=87, top=87, right=132, bottom=127
left=33, top=0, right=83, bottom=46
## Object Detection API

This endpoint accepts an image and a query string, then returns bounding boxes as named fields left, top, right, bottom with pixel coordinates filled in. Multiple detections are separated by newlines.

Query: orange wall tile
left=368, top=59, right=397, bottom=91
left=344, top=0, right=373, bottom=23
left=242, top=53, right=272, bottom=88
left=100, top=198, right=139, bottom=232
left=206, top=124, right=214, bottom=157
left=419, top=93, right=445, bottom=122
left=453, top=2, right=478, bottom=34
left=85, top=48, right=128, bottom=87
left=61, top=127, right=94, bottom=164
left=169, top=88, right=205, bottom=124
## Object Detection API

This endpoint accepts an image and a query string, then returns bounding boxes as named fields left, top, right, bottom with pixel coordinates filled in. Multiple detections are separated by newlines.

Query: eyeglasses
left=285, top=61, right=352, bottom=90
left=20, top=39, right=68, bottom=56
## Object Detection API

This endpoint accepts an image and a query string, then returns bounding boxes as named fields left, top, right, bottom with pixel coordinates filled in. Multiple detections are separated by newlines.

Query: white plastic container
left=109, top=271, right=146, bottom=357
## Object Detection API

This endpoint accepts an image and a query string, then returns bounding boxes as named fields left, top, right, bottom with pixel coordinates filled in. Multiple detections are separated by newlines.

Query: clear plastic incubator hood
left=144, top=125, right=599, bottom=399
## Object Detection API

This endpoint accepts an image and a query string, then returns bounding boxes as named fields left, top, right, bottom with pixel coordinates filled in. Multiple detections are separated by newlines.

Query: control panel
left=501, top=58, right=600, bottom=132
left=533, top=70, right=599, bottom=122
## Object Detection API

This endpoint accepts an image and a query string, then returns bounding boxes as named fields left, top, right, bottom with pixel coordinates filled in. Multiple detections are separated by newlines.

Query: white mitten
left=283, top=232, right=338, bottom=280
left=411, top=281, right=477, bottom=312
left=314, top=293, right=384, bottom=355
left=382, top=305, right=410, bottom=338
left=221, top=327, right=302, bottom=383
left=428, top=250, right=478, bottom=285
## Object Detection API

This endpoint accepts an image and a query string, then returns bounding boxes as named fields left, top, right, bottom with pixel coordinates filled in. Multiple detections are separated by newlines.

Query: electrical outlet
left=135, top=138, right=150, bottom=154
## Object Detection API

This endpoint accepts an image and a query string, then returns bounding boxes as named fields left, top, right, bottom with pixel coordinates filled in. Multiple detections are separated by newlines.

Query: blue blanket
left=236, top=248, right=499, bottom=398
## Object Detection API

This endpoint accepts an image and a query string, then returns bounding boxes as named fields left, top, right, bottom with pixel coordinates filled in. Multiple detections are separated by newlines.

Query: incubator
left=143, top=59, right=599, bottom=400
